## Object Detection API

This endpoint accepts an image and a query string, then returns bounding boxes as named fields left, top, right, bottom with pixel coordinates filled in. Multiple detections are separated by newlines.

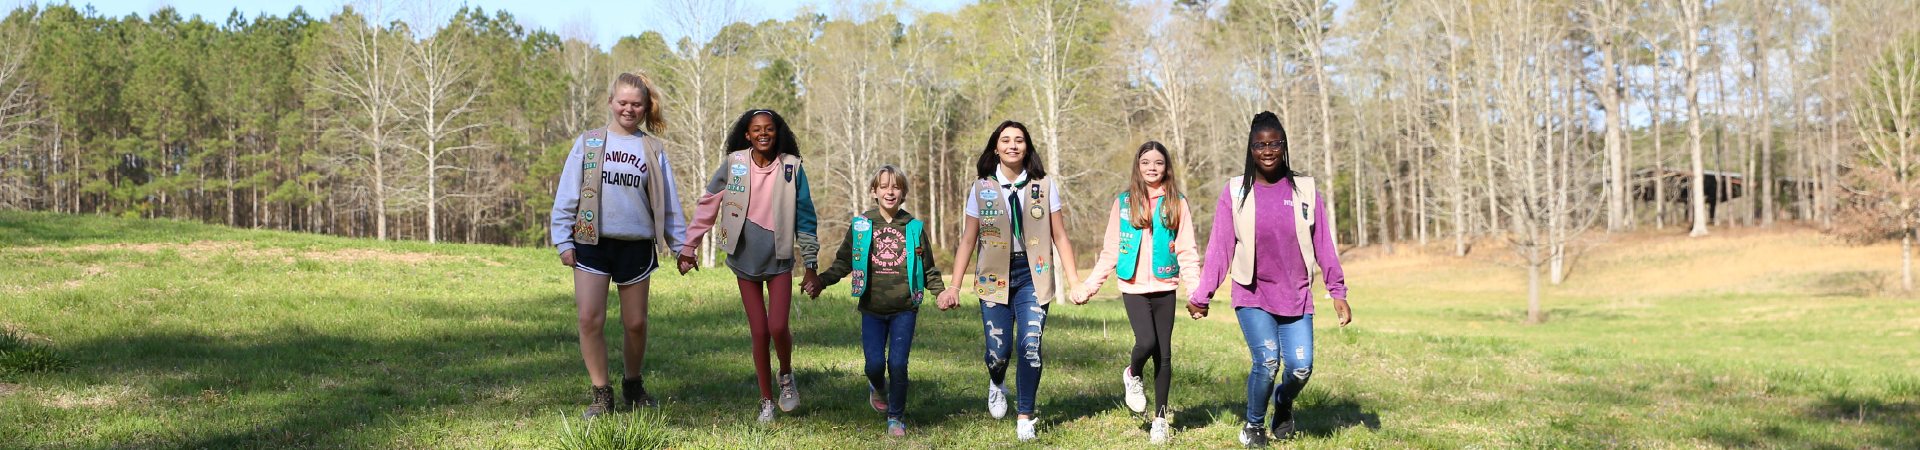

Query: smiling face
left=1137, top=149, right=1167, bottom=186
left=870, top=172, right=905, bottom=212
left=608, top=86, right=647, bottom=132
left=747, top=114, right=777, bottom=154
left=1251, top=129, right=1286, bottom=179
left=995, top=127, right=1028, bottom=171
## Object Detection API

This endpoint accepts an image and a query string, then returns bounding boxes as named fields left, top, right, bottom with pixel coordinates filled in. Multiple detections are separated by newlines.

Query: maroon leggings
left=738, top=272, right=795, bottom=400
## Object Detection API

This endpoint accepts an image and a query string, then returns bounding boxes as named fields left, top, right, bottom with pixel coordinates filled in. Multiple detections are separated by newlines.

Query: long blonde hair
left=1127, top=141, right=1182, bottom=231
left=609, top=71, right=666, bottom=132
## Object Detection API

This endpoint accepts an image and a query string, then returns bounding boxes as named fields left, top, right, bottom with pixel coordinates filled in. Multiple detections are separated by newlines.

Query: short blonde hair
left=609, top=71, right=666, bottom=132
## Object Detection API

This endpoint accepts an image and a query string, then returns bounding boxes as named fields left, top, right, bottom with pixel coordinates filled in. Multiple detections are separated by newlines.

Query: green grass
left=0, top=210, right=1914, bottom=449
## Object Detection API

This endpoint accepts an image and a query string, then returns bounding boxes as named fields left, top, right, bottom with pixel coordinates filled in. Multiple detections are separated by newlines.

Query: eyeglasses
left=1252, top=140, right=1286, bottom=150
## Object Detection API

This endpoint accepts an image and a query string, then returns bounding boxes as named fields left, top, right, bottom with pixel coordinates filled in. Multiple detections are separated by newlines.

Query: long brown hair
left=1127, top=141, right=1182, bottom=231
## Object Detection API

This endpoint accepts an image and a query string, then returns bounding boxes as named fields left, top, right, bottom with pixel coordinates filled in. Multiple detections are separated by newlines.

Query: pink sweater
left=1079, top=186, right=1203, bottom=295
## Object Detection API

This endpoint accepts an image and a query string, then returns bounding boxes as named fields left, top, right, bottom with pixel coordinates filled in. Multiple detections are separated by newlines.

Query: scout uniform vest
left=850, top=215, right=926, bottom=305
left=1117, top=192, right=1181, bottom=281
left=971, top=177, right=1057, bottom=305
left=573, top=128, right=672, bottom=256
left=1228, top=176, right=1320, bottom=289
left=716, top=150, right=802, bottom=260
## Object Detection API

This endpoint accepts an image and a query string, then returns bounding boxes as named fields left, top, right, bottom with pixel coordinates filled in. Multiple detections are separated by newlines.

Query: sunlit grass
left=1, top=211, right=1914, bottom=448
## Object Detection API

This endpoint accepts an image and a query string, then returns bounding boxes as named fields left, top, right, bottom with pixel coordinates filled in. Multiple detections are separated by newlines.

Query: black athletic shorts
left=573, top=238, right=660, bottom=285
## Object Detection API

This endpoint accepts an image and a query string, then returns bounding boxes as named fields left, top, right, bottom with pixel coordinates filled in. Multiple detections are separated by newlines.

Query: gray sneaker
left=1122, top=366, right=1147, bottom=414
left=777, top=373, right=800, bottom=412
left=757, top=399, right=776, bottom=424
left=1149, top=417, right=1169, bottom=444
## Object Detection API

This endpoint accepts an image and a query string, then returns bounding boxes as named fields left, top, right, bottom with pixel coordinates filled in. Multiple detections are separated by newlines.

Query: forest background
left=3, top=0, right=1920, bottom=309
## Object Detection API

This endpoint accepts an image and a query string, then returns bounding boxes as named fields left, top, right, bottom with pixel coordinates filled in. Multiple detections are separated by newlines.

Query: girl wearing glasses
left=1188, top=111, right=1352, bottom=447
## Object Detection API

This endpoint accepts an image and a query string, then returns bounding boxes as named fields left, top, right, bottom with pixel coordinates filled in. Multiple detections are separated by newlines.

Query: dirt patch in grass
left=0, top=383, right=20, bottom=396
left=10, top=240, right=466, bottom=266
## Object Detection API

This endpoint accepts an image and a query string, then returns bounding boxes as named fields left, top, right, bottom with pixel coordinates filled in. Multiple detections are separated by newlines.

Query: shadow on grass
left=1297, top=396, right=1381, bottom=437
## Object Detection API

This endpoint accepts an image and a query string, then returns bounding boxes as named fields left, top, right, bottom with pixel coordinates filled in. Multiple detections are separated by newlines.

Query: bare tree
left=0, top=19, right=36, bottom=208
left=312, top=0, right=406, bottom=241
left=395, top=2, right=487, bottom=244
left=1283, top=0, right=1342, bottom=247
left=656, top=0, right=746, bottom=267
left=1663, top=0, right=1712, bottom=237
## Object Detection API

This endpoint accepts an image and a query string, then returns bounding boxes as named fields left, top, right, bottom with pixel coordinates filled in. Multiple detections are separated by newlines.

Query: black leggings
left=1124, top=290, right=1177, bottom=417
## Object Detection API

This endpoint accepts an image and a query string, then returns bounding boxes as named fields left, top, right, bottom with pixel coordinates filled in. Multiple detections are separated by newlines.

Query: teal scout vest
left=850, top=215, right=926, bottom=305
left=1116, top=192, right=1180, bottom=281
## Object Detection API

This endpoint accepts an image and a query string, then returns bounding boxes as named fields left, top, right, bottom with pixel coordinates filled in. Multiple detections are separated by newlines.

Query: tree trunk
left=1683, top=0, right=1710, bottom=237
left=1527, top=256, right=1545, bottom=325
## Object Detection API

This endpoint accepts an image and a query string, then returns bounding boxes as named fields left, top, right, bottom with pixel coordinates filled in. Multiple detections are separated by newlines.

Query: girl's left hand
left=1331, top=298, right=1352, bottom=327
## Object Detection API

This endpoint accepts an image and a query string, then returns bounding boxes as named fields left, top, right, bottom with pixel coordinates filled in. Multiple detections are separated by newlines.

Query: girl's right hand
left=677, top=254, right=697, bottom=275
left=936, top=288, right=960, bottom=311
left=559, top=249, right=577, bottom=267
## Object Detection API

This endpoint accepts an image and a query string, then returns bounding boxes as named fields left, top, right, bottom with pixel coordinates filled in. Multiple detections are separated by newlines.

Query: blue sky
left=27, top=0, right=976, bottom=46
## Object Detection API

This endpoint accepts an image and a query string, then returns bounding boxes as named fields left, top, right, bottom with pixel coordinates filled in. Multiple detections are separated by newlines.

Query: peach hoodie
left=1079, top=185, right=1203, bottom=295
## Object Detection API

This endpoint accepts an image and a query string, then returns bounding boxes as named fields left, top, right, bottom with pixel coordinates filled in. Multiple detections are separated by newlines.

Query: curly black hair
left=724, top=109, right=801, bottom=157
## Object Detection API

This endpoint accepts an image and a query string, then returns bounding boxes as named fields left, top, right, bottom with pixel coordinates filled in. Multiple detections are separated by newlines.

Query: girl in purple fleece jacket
left=1188, top=111, right=1352, bottom=447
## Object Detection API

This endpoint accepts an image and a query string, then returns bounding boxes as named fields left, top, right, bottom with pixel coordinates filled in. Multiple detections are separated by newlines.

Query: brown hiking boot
left=583, top=385, right=615, bottom=420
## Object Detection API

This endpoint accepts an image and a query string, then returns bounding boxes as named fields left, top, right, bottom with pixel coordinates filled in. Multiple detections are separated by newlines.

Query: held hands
left=559, top=249, right=577, bottom=267
left=800, top=269, right=822, bottom=299
left=1067, top=286, right=1092, bottom=305
left=1186, top=302, right=1208, bottom=320
left=677, top=254, right=697, bottom=275
left=935, top=288, right=960, bottom=311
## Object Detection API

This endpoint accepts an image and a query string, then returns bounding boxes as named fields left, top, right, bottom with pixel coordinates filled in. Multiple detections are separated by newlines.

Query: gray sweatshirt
left=550, top=132, right=689, bottom=255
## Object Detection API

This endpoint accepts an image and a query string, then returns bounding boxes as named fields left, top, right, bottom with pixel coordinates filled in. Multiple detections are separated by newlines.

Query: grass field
left=1, top=210, right=1915, bottom=449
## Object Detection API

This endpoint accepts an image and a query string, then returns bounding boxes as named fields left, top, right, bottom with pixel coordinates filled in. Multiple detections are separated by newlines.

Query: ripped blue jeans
left=980, top=255, right=1047, bottom=416
left=1236, top=308, right=1313, bottom=427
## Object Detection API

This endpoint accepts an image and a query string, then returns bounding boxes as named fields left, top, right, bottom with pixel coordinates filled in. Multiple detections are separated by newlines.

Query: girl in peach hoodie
left=1070, top=141, right=1202, bottom=444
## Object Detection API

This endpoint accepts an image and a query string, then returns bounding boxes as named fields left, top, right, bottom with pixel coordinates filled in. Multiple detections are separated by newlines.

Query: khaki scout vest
left=971, top=177, right=1056, bottom=305
left=1228, top=176, right=1319, bottom=289
left=573, top=128, right=671, bottom=256
left=716, top=150, right=801, bottom=260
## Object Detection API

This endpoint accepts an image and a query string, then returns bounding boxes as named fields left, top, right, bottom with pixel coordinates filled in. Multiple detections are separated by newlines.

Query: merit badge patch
left=582, top=210, right=594, bottom=222
left=585, top=138, right=604, bottom=148
left=784, top=164, right=795, bottom=182
left=582, top=188, right=597, bottom=199
left=1029, top=205, right=1045, bottom=220
left=1030, top=185, right=1042, bottom=199
left=583, top=162, right=597, bottom=170
left=730, top=164, right=749, bottom=176
left=980, top=225, right=1001, bottom=238
left=853, top=220, right=871, bottom=232
left=585, top=152, right=596, bottom=160
left=980, top=188, right=999, bottom=200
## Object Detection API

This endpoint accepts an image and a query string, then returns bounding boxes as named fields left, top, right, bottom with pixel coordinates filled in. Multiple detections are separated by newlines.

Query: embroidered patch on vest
left=980, top=225, right=1001, bottom=238
left=784, top=164, right=794, bottom=182
left=1029, top=205, right=1044, bottom=220
left=730, top=164, right=749, bottom=176
left=585, top=138, right=604, bottom=147
left=1030, top=185, right=1042, bottom=199
left=582, top=188, right=597, bottom=199
left=980, top=188, right=1000, bottom=200
left=853, top=220, right=871, bottom=232
left=583, top=162, right=597, bottom=170
left=582, top=210, right=594, bottom=222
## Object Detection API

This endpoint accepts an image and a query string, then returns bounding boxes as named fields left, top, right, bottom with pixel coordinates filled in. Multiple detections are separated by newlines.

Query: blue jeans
left=1237, top=308, right=1314, bottom=428
left=981, top=255, right=1047, bottom=416
left=862, top=310, right=916, bottom=420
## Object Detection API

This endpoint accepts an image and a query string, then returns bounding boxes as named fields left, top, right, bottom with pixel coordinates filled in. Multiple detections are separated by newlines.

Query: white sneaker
left=1122, top=366, right=1148, bottom=414
left=1016, top=417, right=1037, bottom=441
left=987, top=382, right=1009, bottom=419
left=777, top=373, right=799, bottom=412
left=757, top=399, right=776, bottom=424
left=1149, top=417, right=1169, bottom=445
